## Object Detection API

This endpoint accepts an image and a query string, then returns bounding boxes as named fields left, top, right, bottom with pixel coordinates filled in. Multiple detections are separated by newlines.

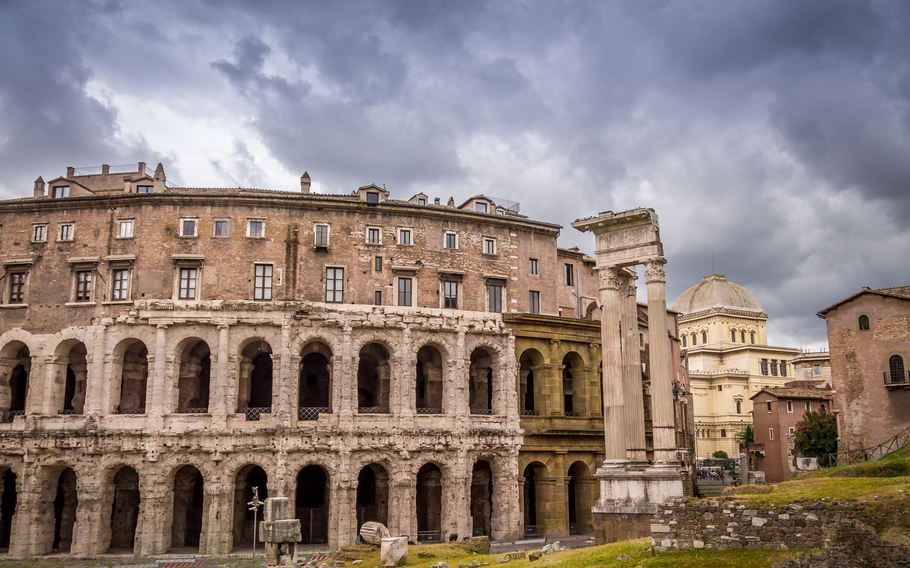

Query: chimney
left=101, top=164, right=110, bottom=174
left=300, top=171, right=311, bottom=194
left=66, top=167, right=74, bottom=178
left=447, top=197, right=455, bottom=207
left=138, top=162, right=146, bottom=175
left=434, top=197, right=440, bottom=205
left=153, top=162, right=166, bottom=193
left=33, top=177, right=45, bottom=198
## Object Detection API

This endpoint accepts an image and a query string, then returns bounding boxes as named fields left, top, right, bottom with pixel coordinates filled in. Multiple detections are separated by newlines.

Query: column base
left=591, top=463, right=683, bottom=544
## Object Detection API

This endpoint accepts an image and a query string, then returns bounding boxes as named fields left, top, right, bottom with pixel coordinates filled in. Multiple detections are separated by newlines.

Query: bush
left=794, top=408, right=838, bottom=467
left=712, top=450, right=729, bottom=459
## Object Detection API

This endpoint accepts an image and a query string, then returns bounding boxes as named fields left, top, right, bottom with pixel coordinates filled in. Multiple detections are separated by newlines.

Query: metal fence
left=297, top=407, right=331, bottom=421
left=244, top=407, right=271, bottom=421
left=357, top=407, right=390, bottom=414
left=836, top=424, right=910, bottom=466
left=416, top=407, right=443, bottom=415
left=417, top=530, right=444, bottom=543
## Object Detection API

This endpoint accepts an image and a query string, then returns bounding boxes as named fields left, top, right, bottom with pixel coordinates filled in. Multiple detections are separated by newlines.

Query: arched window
left=858, top=315, right=870, bottom=331
left=735, top=400, right=742, bottom=414
left=741, top=331, right=745, bottom=343
left=691, top=333, right=697, bottom=346
left=702, top=331, right=707, bottom=344
left=731, top=330, right=736, bottom=342
left=750, top=331, right=755, bottom=344
left=682, top=335, right=687, bottom=347
left=890, top=355, right=906, bottom=384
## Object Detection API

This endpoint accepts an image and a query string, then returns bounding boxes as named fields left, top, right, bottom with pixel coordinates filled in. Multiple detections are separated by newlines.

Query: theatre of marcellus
left=0, top=163, right=691, bottom=558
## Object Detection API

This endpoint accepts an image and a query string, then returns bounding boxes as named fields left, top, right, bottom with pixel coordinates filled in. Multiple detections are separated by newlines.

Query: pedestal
left=591, top=465, right=683, bottom=544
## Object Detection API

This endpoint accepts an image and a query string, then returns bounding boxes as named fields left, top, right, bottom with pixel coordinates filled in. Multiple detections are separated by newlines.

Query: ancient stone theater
left=0, top=163, right=692, bottom=558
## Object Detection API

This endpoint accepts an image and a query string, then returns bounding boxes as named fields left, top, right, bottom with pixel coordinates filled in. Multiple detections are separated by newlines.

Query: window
left=769, top=428, right=774, bottom=441
left=789, top=427, right=795, bottom=436
left=565, top=264, right=574, bottom=286
left=417, top=198, right=426, bottom=206
left=52, top=186, right=69, bottom=198
left=736, top=400, right=742, bottom=414
left=181, top=219, right=197, bottom=237
left=787, top=400, right=793, bottom=413
left=248, top=220, right=264, bottom=238
left=731, top=330, right=736, bottom=342
left=682, top=335, right=687, bottom=347
left=136, top=185, right=153, bottom=194
left=375, top=256, right=383, bottom=272
left=398, top=228, right=412, bottom=245
left=720, top=429, right=726, bottom=438
left=254, top=264, right=273, bottom=300
left=692, top=333, right=697, bottom=346
left=59, top=223, right=73, bottom=241
left=315, top=224, right=329, bottom=246
left=33, top=225, right=47, bottom=242
left=529, top=290, right=540, bottom=314
left=805, top=401, right=811, bottom=412
left=717, top=385, right=723, bottom=392
left=367, top=227, right=381, bottom=244
left=178, top=268, right=197, bottom=299
left=444, top=281, right=458, bottom=309
left=702, top=331, right=707, bottom=344
left=813, top=364, right=821, bottom=375
left=780, top=361, right=787, bottom=377
left=489, top=284, right=502, bottom=313
left=366, top=191, right=379, bottom=204
left=475, top=202, right=488, bottom=213
left=771, top=359, right=778, bottom=377
left=398, top=277, right=412, bottom=306
left=374, top=291, right=382, bottom=305
left=761, top=359, right=768, bottom=375
left=890, top=355, right=906, bottom=383
left=214, top=220, right=229, bottom=237
left=8, top=272, right=26, bottom=304
left=118, top=220, right=133, bottom=238
left=858, top=315, right=870, bottom=331
left=112, top=269, right=130, bottom=301
left=766, top=401, right=772, bottom=413
left=483, top=237, right=496, bottom=254
left=326, top=267, right=344, bottom=303
left=750, top=331, right=755, bottom=344
left=741, top=331, right=745, bottom=343
left=445, top=232, right=457, bottom=249
left=529, top=258, right=539, bottom=275
left=75, top=270, right=92, bottom=302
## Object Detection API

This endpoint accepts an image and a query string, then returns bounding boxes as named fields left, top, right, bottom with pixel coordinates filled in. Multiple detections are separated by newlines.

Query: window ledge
left=114, top=236, right=135, bottom=240
left=102, top=300, right=133, bottom=306
left=56, top=239, right=75, bottom=243
left=364, top=242, right=383, bottom=246
left=65, top=302, right=95, bottom=307
left=178, top=235, right=199, bottom=239
left=0, top=304, right=28, bottom=309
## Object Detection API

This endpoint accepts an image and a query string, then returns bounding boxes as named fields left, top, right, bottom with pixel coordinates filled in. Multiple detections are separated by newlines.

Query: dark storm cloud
left=2, top=0, right=909, bottom=346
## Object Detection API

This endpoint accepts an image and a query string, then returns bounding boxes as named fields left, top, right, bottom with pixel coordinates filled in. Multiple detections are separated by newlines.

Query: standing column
left=645, top=259, right=678, bottom=466
left=211, top=323, right=230, bottom=427
left=598, top=267, right=627, bottom=463
left=85, top=323, right=107, bottom=415
left=147, top=324, right=169, bottom=429
left=619, top=271, right=647, bottom=464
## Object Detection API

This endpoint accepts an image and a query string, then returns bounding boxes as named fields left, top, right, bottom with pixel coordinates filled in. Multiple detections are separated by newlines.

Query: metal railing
left=836, top=424, right=910, bottom=466
left=416, top=407, right=443, bottom=415
left=178, top=407, right=209, bottom=414
left=59, top=409, right=81, bottom=415
left=298, top=407, right=332, bottom=420
left=115, top=408, right=145, bottom=415
left=569, top=523, right=581, bottom=535
left=524, top=525, right=542, bottom=537
left=417, top=530, right=444, bottom=543
left=521, top=409, right=539, bottom=416
left=471, top=408, right=494, bottom=415
left=564, top=411, right=578, bottom=417
left=245, top=407, right=272, bottom=421
left=884, top=370, right=910, bottom=389
left=358, top=406, right=391, bottom=414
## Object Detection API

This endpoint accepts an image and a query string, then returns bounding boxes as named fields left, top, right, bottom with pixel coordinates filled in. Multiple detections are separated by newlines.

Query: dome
left=672, top=274, right=763, bottom=315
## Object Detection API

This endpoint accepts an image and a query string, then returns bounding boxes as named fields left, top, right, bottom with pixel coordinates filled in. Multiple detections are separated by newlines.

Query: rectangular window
left=789, top=427, right=795, bottom=436
left=489, top=285, right=502, bottom=313
left=326, top=267, right=344, bottom=303
left=9, top=273, right=26, bottom=303
left=813, top=364, right=821, bottom=375
left=315, top=224, right=329, bottom=246
left=214, top=220, right=229, bottom=237
left=112, top=269, right=130, bottom=301
left=787, top=400, right=793, bottom=413
left=33, top=225, right=47, bottom=242
left=769, top=428, right=774, bottom=441
left=398, top=228, right=412, bottom=245
left=366, top=191, right=379, bottom=204
left=374, top=290, right=382, bottom=305
left=417, top=198, right=426, bottom=206
left=118, top=220, right=133, bottom=238
left=766, top=401, right=772, bottom=413
left=178, top=268, right=197, bottom=299
left=375, top=256, right=383, bottom=272
left=367, top=227, right=381, bottom=244
left=475, top=202, right=488, bottom=213
left=760, top=359, right=768, bottom=375
left=444, top=281, right=458, bottom=309
left=181, top=219, right=197, bottom=237
left=445, top=232, right=457, bottom=249
left=565, top=264, right=574, bottom=286
left=398, top=277, right=413, bottom=306
left=75, top=271, right=92, bottom=301
left=529, top=290, right=540, bottom=314
left=136, top=185, right=153, bottom=194
left=720, top=429, right=726, bottom=438
left=483, top=237, right=496, bottom=255
left=59, top=224, right=73, bottom=241
left=254, top=264, right=273, bottom=300
left=771, top=359, right=778, bottom=377
left=52, top=186, right=69, bottom=198
left=780, top=361, right=787, bottom=377
left=717, top=385, right=723, bottom=392
left=529, top=258, right=539, bottom=275
left=248, top=220, right=264, bottom=238
left=805, top=401, right=811, bottom=412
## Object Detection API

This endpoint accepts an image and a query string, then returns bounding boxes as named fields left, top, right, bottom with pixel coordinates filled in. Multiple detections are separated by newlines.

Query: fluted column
left=645, top=259, right=678, bottom=465
left=619, top=271, right=647, bottom=464
left=599, top=267, right=627, bottom=463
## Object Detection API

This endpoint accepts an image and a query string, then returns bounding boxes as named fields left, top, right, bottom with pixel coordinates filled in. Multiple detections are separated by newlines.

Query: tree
left=712, top=450, right=729, bottom=459
left=793, top=408, right=838, bottom=467
left=736, top=424, right=755, bottom=448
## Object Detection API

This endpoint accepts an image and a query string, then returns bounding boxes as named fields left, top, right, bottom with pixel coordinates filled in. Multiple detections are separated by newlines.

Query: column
left=136, top=473, right=172, bottom=555
left=204, top=475, right=234, bottom=554
left=599, top=267, right=627, bottom=463
left=147, top=324, right=169, bottom=428
left=85, top=323, right=107, bottom=415
left=645, top=259, right=678, bottom=466
left=210, top=324, right=230, bottom=427
left=619, top=271, right=647, bottom=464
left=72, top=473, right=108, bottom=556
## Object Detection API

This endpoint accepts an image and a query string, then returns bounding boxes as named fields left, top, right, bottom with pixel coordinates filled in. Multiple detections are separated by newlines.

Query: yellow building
left=673, top=274, right=800, bottom=458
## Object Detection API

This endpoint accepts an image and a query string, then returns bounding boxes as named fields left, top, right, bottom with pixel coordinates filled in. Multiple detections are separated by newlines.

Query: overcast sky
left=2, top=0, right=908, bottom=349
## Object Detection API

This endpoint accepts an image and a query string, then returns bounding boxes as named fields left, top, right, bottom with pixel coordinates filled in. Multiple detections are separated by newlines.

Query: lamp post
left=248, top=486, right=264, bottom=555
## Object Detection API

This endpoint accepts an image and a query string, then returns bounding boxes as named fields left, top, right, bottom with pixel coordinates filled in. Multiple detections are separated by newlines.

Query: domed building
left=673, top=275, right=800, bottom=459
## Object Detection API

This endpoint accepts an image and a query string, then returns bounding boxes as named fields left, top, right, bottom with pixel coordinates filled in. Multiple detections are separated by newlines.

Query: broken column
left=259, top=497, right=301, bottom=566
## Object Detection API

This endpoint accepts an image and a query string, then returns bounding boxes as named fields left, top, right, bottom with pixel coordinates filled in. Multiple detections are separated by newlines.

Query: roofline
left=749, top=389, right=834, bottom=401
left=816, top=286, right=910, bottom=318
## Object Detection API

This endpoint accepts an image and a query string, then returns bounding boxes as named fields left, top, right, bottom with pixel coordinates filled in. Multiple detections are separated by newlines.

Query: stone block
left=693, top=540, right=704, bottom=549
left=751, top=517, right=767, bottom=527
left=651, top=524, right=671, bottom=533
left=259, top=519, right=302, bottom=542
left=380, top=536, right=408, bottom=567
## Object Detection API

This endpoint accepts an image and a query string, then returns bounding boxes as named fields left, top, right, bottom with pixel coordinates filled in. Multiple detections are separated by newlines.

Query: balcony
left=884, top=371, right=910, bottom=391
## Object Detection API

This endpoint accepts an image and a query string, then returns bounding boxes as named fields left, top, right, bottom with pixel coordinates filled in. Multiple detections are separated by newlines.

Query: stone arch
left=0, top=464, right=18, bottom=551
left=107, top=465, right=140, bottom=552
left=171, top=464, right=205, bottom=552
left=519, top=348, right=545, bottom=416
left=469, top=347, right=496, bottom=414
left=355, top=463, right=389, bottom=530
left=416, top=344, right=444, bottom=414
left=357, top=343, right=391, bottom=412
left=110, top=338, right=150, bottom=415
left=415, top=463, right=443, bottom=540
left=522, top=461, right=548, bottom=537
left=470, top=458, right=494, bottom=537
left=51, top=466, right=78, bottom=553
left=298, top=341, right=333, bottom=416
left=232, top=463, right=269, bottom=549
left=237, top=338, right=273, bottom=416
left=566, top=461, right=594, bottom=535
left=561, top=351, right=586, bottom=417
left=296, top=464, right=330, bottom=545
left=0, top=341, right=31, bottom=422
left=47, top=338, right=89, bottom=416
left=173, top=338, right=212, bottom=412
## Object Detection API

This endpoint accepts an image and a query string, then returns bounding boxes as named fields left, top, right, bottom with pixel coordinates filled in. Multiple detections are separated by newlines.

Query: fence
left=836, top=424, right=910, bottom=466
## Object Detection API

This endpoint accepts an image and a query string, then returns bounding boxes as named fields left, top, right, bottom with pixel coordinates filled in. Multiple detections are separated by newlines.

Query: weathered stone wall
left=650, top=497, right=875, bottom=551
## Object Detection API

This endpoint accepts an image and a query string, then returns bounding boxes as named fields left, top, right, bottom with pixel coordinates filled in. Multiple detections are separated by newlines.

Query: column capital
left=644, top=258, right=667, bottom=284
left=598, top=266, right=623, bottom=291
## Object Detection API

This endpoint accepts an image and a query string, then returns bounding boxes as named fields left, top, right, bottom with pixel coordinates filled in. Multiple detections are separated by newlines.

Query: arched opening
left=890, top=355, right=906, bottom=384
left=233, top=465, right=268, bottom=549
left=109, top=467, right=140, bottom=552
left=117, top=341, right=149, bottom=414
left=357, top=344, right=390, bottom=413
left=356, top=464, right=388, bottom=529
left=416, top=346, right=443, bottom=414
left=0, top=343, right=30, bottom=422
left=519, top=350, right=543, bottom=416
left=177, top=340, right=211, bottom=412
left=296, top=465, right=329, bottom=544
left=522, top=463, right=546, bottom=537
left=238, top=341, right=273, bottom=419
left=172, top=465, right=204, bottom=551
left=567, top=462, right=592, bottom=535
left=53, top=468, right=78, bottom=552
left=562, top=352, right=585, bottom=417
left=469, top=348, right=494, bottom=415
left=299, top=342, right=332, bottom=420
left=859, top=315, right=870, bottom=331
left=1, top=470, right=16, bottom=551
left=470, top=460, right=493, bottom=537
left=416, top=463, right=442, bottom=541
left=61, top=343, right=88, bottom=415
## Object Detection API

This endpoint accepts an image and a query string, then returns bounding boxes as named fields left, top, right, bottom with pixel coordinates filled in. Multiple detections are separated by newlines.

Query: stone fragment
left=352, top=562, right=362, bottom=566
left=361, top=522, right=391, bottom=545
left=380, top=536, right=408, bottom=567
left=615, top=554, right=631, bottom=561
left=752, top=517, right=768, bottom=527
left=528, top=552, right=542, bottom=561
